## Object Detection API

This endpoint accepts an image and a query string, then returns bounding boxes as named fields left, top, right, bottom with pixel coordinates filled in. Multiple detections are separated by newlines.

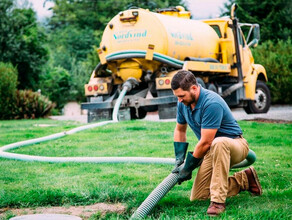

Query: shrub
left=14, top=90, right=55, bottom=119
left=38, top=62, right=89, bottom=112
left=253, top=39, right=292, bottom=104
left=38, top=66, right=71, bottom=110
left=0, top=62, right=18, bottom=119
left=69, top=59, right=91, bottom=102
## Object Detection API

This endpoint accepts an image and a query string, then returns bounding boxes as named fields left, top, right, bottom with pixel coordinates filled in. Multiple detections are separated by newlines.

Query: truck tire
left=244, top=81, right=271, bottom=114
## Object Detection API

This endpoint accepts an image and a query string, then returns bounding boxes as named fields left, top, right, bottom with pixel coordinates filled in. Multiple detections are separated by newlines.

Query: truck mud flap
left=88, top=109, right=112, bottom=123
left=158, top=103, right=177, bottom=119
left=157, top=90, right=177, bottom=119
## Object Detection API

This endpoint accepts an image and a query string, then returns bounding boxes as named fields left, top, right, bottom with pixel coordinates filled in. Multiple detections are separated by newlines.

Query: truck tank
left=100, top=8, right=220, bottom=81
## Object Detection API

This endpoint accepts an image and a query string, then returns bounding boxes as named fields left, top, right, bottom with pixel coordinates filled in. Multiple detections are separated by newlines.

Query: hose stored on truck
left=130, top=149, right=257, bottom=219
left=94, top=50, right=224, bottom=77
left=184, top=57, right=220, bottom=63
left=106, top=50, right=184, bottom=69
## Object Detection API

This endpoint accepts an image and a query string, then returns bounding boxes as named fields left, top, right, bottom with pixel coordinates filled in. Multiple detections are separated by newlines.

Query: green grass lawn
left=0, top=119, right=291, bottom=219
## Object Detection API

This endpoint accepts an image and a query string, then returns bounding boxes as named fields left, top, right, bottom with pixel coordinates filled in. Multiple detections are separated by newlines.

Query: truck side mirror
left=247, top=24, right=260, bottom=48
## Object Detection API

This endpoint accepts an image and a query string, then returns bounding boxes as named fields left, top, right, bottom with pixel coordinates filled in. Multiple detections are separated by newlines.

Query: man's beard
left=183, top=92, right=196, bottom=106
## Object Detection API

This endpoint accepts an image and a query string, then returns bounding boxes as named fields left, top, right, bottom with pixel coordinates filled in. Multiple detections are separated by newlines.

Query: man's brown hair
left=171, top=70, right=198, bottom=91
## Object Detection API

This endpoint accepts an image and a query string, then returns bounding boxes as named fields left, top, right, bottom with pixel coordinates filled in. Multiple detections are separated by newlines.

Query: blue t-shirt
left=177, top=86, right=242, bottom=140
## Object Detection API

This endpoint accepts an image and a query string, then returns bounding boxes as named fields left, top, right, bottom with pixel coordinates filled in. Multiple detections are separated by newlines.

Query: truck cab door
left=238, top=24, right=260, bottom=77
left=238, top=29, right=254, bottom=77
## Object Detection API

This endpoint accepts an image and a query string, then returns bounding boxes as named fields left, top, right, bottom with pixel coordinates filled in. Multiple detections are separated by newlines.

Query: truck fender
left=244, top=64, right=268, bottom=100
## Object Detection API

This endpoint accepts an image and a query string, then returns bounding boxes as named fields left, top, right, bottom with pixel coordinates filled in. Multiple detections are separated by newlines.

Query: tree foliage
left=48, top=0, right=186, bottom=31
left=39, top=62, right=90, bottom=109
left=222, top=0, right=292, bottom=42
left=38, top=66, right=71, bottom=109
left=0, top=62, right=18, bottom=119
left=47, top=26, right=98, bottom=70
left=252, top=39, right=292, bottom=104
left=0, top=0, right=49, bottom=90
left=0, top=62, right=54, bottom=119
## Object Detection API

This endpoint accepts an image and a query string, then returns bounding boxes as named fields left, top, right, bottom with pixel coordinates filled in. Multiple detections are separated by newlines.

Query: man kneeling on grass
left=171, top=70, right=262, bottom=216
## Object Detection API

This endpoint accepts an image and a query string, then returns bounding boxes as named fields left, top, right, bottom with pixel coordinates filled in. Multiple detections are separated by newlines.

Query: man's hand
left=177, top=167, right=193, bottom=184
left=177, top=152, right=202, bottom=185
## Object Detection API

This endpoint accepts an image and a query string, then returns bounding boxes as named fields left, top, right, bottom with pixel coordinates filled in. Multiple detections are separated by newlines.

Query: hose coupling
left=123, top=77, right=139, bottom=91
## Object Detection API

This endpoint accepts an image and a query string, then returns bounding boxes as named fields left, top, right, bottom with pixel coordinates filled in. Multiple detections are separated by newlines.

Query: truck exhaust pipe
left=230, top=3, right=237, bottom=20
left=230, top=3, right=244, bottom=83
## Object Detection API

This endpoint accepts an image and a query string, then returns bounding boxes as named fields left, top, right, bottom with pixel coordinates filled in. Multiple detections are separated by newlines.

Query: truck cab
left=200, top=7, right=270, bottom=113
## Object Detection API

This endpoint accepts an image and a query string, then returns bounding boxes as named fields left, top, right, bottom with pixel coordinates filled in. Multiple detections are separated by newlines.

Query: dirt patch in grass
left=244, top=118, right=292, bottom=124
left=0, top=203, right=126, bottom=219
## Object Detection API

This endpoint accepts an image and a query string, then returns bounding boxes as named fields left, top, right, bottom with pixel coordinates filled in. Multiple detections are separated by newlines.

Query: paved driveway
left=144, top=105, right=292, bottom=122
left=230, top=105, right=292, bottom=122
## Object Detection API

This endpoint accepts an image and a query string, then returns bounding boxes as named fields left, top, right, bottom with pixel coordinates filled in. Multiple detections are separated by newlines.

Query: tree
left=221, top=0, right=292, bottom=42
left=252, top=39, right=292, bottom=104
left=0, top=62, right=18, bottom=119
left=48, top=26, right=98, bottom=70
left=0, top=0, right=49, bottom=90
left=48, top=0, right=186, bottom=31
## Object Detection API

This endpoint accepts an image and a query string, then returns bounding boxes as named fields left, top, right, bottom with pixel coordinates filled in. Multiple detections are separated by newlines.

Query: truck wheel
left=244, top=81, right=271, bottom=114
left=207, top=83, right=217, bottom=93
left=196, top=77, right=206, bottom=88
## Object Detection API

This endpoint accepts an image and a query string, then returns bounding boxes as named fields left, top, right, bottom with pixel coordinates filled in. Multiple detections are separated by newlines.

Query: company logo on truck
left=169, top=31, right=194, bottom=41
left=168, top=30, right=193, bottom=46
left=113, top=29, right=147, bottom=42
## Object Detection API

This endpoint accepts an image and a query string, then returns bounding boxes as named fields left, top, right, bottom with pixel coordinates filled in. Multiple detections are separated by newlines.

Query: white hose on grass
left=0, top=83, right=175, bottom=165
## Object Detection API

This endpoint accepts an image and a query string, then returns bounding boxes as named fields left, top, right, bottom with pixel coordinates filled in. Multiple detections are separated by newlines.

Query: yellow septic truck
left=81, top=4, right=270, bottom=122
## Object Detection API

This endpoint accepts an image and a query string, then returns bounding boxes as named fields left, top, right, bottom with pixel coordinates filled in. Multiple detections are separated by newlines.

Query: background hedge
left=0, top=62, right=54, bottom=120
left=0, top=62, right=18, bottom=119
left=253, top=39, right=292, bottom=104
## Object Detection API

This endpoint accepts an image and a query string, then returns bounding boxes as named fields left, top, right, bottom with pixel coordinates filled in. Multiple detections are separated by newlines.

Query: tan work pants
left=190, top=136, right=249, bottom=203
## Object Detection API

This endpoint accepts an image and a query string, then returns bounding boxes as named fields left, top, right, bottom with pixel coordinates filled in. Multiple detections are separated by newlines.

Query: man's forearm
left=193, top=140, right=211, bottom=158
left=174, top=129, right=187, bottom=142
left=174, top=123, right=187, bottom=142
left=193, top=128, right=217, bottom=158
